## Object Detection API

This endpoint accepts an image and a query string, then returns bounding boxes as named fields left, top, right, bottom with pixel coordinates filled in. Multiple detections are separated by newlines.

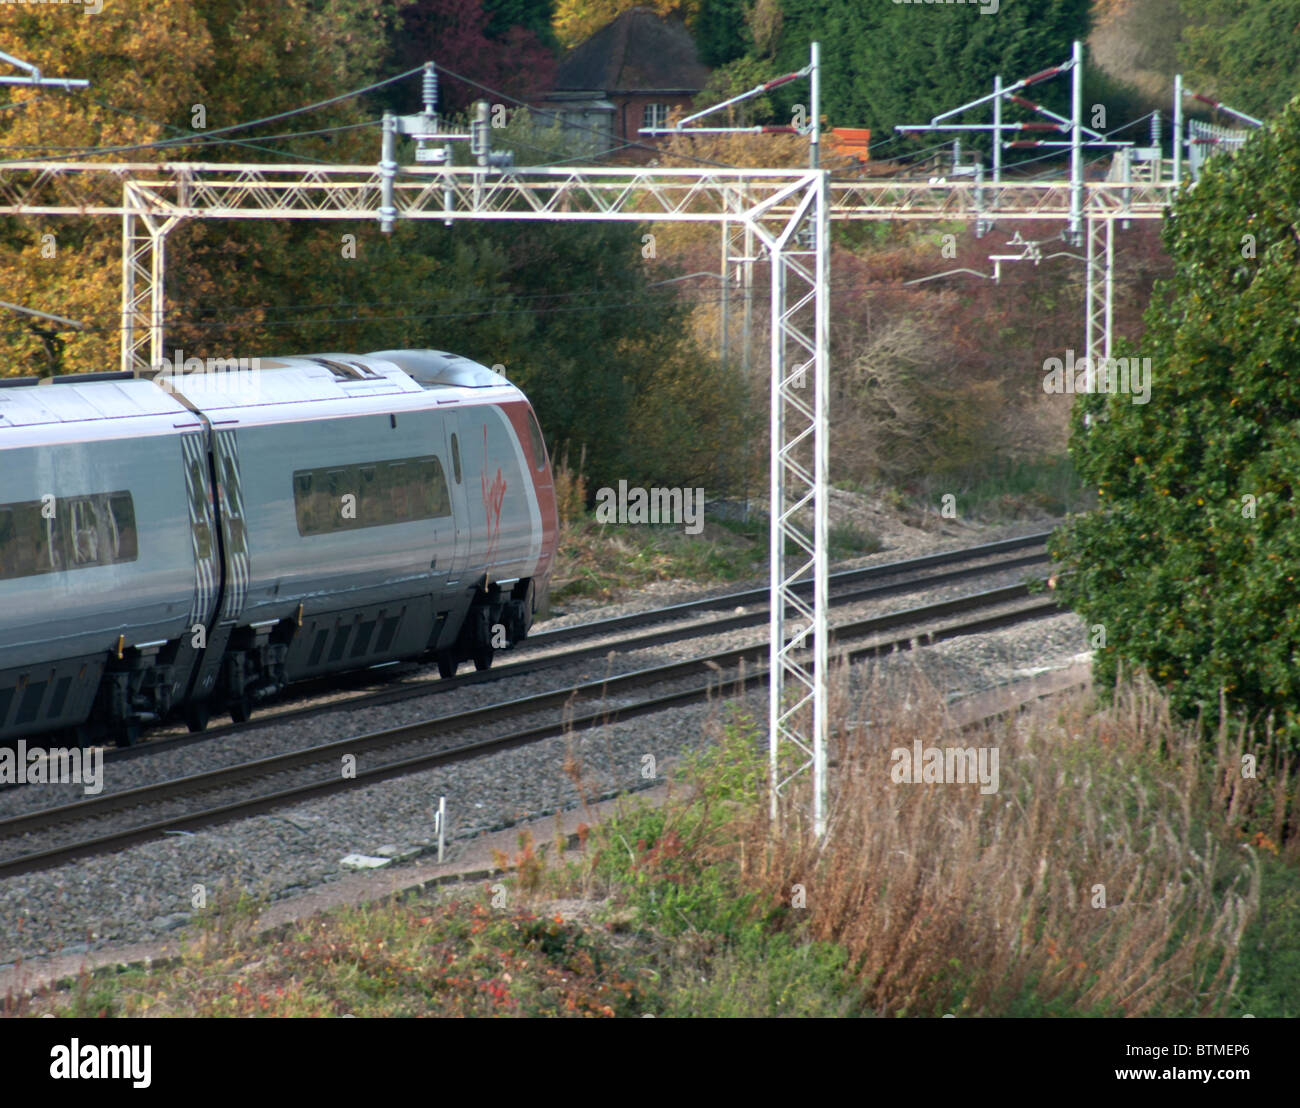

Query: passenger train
left=0, top=350, right=558, bottom=744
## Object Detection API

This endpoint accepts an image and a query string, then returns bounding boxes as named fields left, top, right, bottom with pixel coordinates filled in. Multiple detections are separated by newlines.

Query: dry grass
left=551, top=446, right=589, bottom=526
left=668, top=665, right=1267, bottom=1016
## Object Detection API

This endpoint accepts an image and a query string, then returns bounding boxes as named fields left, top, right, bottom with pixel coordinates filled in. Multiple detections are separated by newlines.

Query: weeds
left=10, top=669, right=1294, bottom=1019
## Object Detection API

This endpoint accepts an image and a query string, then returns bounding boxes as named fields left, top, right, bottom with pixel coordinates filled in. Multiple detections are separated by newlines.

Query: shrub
left=1052, top=92, right=1300, bottom=754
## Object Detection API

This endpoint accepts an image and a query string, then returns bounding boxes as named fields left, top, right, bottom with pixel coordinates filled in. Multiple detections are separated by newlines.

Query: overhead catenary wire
left=0, top=67, right=422, bottom=165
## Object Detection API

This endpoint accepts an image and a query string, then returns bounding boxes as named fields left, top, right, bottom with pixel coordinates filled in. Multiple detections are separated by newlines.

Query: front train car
left=0, top=350, right=559, bottom=744
left=163, top=349, right=559, bottom=725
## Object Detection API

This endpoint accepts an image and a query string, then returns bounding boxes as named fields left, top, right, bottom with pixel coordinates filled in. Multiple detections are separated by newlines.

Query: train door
left=178, top=428, right=232, bottom=728
left=212, top=428, right=250, bottom=621
left=442, top=410, right=470, bottom=590
left=181, top=431, right=222, bottom=639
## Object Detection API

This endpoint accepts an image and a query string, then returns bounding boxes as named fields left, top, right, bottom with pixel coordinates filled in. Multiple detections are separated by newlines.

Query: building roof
left=553, top=6, right=711, bottom=94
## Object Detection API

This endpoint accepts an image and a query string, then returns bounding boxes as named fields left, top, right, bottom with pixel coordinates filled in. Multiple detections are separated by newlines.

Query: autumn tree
left=0, top=0, right=394, bottom=375
left=552, top=0, right=699, bottom=49
left=389, top=0, right=556, bottom=115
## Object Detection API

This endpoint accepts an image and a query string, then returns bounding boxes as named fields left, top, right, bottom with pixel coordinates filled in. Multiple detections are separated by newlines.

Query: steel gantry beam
left=0, top=158, right=1183, bottom=837
left=0, top=161, right=1177, bottom=221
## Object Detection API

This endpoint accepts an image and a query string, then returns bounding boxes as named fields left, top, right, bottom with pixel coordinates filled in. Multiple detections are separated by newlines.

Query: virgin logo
left=480, top=425, right=507, bottom=564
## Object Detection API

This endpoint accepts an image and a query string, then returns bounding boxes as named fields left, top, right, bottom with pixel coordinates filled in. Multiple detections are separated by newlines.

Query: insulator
left=423, top=64, right=437, bottom=115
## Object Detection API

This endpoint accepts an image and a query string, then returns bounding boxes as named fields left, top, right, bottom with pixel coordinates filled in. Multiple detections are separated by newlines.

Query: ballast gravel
left=0, top=603, right=1088, bottom=967
left=0, top=551, right=1048, bottom=821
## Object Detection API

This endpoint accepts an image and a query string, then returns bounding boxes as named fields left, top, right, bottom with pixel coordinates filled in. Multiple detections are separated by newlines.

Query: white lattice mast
left=1083, top=214, right=1114, bottom=377
left=759, top=175, right=830, bottom=830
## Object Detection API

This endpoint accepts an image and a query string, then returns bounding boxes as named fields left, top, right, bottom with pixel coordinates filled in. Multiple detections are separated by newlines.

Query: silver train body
left=0, top=351, right=558, bottom=742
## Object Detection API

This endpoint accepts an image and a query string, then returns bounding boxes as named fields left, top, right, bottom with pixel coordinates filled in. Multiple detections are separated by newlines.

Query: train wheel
left=472, top=644, right=493, bottom=672
left=436, top=650, right=459, bottom=680
left=229, top=692, right=253, bottom=724
left=185, top=701, right=211, bottom=733
left=115, top=721, right=141, bottom=748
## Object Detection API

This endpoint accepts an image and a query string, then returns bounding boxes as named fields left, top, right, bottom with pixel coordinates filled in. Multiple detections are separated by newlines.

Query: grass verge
left=7, top=669, right=1295, bottom=1018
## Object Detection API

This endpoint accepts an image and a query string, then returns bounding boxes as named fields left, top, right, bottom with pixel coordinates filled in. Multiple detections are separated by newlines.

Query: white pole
left=720, top=219, right=730, bottom=368
left=1069, top=40, right=1083, bottom=245
left=992, top=75, right=1002, bottom=185
left=1173, top=74, right=1183, bottom=188
left=812, top=173, right=830, bottom=839
left=810, top=41, right=820, bottom=169
left=437, top=795, right=446, bottom=862
left=768, top=235, right=785, bottom=823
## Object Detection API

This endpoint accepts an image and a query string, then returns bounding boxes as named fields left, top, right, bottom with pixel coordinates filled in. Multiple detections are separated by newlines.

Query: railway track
left=86, top=530, right=1054, bottom=763
left=0, top=574, right=1066, bottom=877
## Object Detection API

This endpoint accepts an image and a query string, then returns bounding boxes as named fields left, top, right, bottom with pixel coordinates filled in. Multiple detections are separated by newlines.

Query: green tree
left=1052, top=93, right=1300, bottom=747
left=1178, top=0, right=1300, bottom=121
left=765, top=0, right=1090, bottom=148
left=484, top=0, right=559, bottom=47
left=695, top=0, right=752, bottom=67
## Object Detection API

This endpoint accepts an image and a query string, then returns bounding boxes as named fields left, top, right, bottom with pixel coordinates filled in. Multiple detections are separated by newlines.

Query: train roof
left=158, top=351, right=518, bottom=421
left=0, top=373, right=190, bottom=429
left=364, top=350, right=509, bottom=389
left=0, top=351, right=521, bottom=438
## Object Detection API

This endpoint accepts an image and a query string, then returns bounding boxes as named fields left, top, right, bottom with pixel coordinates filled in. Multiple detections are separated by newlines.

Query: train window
left=109, top=494, right=138, bottom=561
left=41, top=514, right=61, bottom=572
left=225, top=515, right=248, bottom=558
left=526, top=411, right=547, bottom=472
left=0, top=491, right=139, bottom=580
left=69, top=499, right=100, bottom=566
left=413, top=456, right=451, bottom=518
left=450, top=433, right=462, bottom=483
left=432, top=457, right=451, bottom=516
left=192, top=520, right=213, bottom=561
left=0, top=508, right=15, bottom=578
left=292, top=454, right=452, bottom=536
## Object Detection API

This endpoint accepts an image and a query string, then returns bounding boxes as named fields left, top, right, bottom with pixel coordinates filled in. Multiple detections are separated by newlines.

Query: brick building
left=534, top=6, right=712, bottom=160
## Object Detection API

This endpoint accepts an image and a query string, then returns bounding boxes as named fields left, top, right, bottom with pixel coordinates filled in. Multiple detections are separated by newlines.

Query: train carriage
left=0, top=375, right=206, bottom=741
left=0, top=350, right=558, bottom=744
